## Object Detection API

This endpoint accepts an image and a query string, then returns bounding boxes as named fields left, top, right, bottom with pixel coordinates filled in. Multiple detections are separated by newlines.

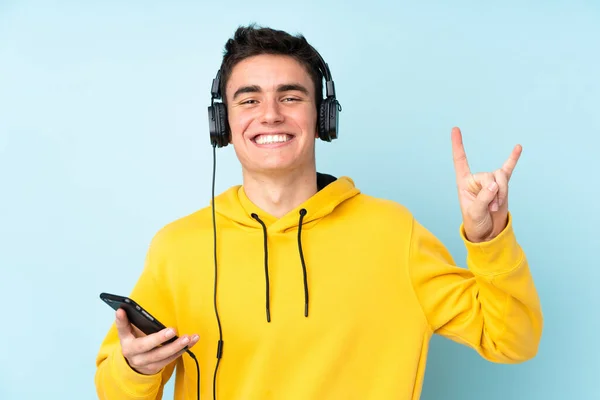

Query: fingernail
left=181, top=336, right=190, bottom=345
left=498, top=198, right=504, bottom=206
left=488, top=182, right=498, bottom=191
left=165, top=328, right=175, bottom=338
left=491, top=203, right=499, bottom=212
left=192, top=334, right=199, bottom=342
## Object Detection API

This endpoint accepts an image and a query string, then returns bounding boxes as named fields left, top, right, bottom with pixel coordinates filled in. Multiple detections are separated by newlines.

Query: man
left=95, top=25, right=543, bottom=400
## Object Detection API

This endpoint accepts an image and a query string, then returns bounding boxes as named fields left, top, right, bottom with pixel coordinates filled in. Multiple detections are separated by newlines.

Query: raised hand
left=451, top=127, right=522, bottom=243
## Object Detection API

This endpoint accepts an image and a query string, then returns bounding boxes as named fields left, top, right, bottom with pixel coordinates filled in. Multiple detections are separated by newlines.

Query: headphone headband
left=211, top=46, right=334, bottom=101
left=309, top=45, right=335, bottom=99
left=210, top=70, right=222, bottom=101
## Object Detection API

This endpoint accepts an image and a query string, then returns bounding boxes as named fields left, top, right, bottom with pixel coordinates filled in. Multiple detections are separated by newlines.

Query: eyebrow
left=232, top=83, right=310, bottom=100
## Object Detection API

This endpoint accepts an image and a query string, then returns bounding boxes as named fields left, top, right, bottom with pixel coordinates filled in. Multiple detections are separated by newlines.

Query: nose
left=260, top=98, right=284, bottom=125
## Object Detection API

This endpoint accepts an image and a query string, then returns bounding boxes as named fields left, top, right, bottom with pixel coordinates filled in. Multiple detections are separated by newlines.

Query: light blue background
left=1, top=0, right=598, bottom=399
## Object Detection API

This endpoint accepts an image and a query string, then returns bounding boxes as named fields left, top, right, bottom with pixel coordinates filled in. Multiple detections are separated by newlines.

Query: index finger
left=131, top=327, right=179, bottom=355
left=451, top=127, right=471, bottom=179
left=501, top=144, right=523, bottom=179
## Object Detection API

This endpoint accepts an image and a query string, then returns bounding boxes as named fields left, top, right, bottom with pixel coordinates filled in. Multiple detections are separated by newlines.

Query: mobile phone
left=99, top=292, right=179, bottom=345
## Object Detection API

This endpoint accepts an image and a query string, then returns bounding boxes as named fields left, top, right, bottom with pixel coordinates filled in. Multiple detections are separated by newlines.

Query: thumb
left=115, top=308, right=134, bottom=340
left=469, top=180, right=498, bottom=218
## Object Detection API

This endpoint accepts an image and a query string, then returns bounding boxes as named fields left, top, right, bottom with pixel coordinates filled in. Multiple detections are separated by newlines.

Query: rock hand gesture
left=451, top=127, right=523, bottom=243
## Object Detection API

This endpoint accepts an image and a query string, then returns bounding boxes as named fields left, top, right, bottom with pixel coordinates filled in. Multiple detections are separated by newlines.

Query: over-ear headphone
left=207, top=46, right=341, bottom=148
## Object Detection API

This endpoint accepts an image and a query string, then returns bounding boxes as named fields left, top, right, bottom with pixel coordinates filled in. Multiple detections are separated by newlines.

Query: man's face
left=225, top=54, right=318, bottom=176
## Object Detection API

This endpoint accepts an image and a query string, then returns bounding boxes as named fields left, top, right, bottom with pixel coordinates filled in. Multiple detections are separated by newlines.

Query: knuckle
left=121, top=344, right=133, bottom=359
left=454, top=154, right=467, bottom=164
left=132, top=353, right=149, bottom=368
left=494, top=169, right=507, bottom=181
left=127, top=352, right=143, bottom=367
left=129, top=340, right=148, bottom=358
left=128, top=355, right=141, bottom=368
left=128, top=340, right=141, bottom=355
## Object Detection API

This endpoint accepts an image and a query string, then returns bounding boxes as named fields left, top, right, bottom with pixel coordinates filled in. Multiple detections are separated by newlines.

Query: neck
left=242, top=166, right=318, bottom=218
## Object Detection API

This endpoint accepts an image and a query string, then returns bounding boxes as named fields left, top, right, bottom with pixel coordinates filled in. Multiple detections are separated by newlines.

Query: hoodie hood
left=213, top=173, right=361, bottom=234
left=211, top=172, right=360, bottom=322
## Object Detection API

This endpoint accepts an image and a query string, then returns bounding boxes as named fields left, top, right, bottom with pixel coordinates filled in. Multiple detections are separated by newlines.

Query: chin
left=242, top=157, right=302, bottom=175
left=256, top=161, right=296, bottom=173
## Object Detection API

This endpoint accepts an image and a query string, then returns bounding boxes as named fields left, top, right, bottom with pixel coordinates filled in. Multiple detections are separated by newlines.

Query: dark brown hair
left=218, top=24, right=324, bottom=108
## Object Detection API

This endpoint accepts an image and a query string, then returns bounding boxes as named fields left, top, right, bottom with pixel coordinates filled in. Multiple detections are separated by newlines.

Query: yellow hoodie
left=95, top=173, right=543, bottom=400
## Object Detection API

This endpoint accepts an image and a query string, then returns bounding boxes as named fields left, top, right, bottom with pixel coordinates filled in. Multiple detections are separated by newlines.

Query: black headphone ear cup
left=318, top=98, right=338, bottom=142
left=318, top=100, right=328, bottom=141
left=208, top=102, right=229, bottom=148
left=328, top=98, right=339, bottom=141
left=216, top=103, right=229, bottom=146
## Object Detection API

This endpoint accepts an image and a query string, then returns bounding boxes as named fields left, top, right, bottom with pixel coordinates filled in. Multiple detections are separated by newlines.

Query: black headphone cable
left=184, top=143, right=222, bottom=400
left=211, top=142, right=224, bottom=400
left=185, top=349, right=200, bottom=400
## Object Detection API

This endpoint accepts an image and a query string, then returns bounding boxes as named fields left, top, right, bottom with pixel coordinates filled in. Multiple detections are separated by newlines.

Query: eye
left=282, top=97, right=299, bottom=102
left=240, top=99, right=258, bottom=105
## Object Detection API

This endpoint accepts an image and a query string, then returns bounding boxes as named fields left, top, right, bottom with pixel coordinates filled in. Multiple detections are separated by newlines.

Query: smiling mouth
left=252, top=134, right=294, bottom=145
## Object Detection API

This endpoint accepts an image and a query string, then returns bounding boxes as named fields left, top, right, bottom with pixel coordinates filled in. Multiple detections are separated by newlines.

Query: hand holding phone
left=115, top=309, right=199, bottom=375
left=100, top=292, right=200, bottom=376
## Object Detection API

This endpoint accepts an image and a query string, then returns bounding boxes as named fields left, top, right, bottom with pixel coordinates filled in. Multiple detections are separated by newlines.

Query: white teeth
left=254, top=134, right=290, bottom=145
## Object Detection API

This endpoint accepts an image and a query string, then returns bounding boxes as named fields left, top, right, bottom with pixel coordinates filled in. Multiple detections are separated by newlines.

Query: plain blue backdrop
left=1, top=0, right=598, bottom=399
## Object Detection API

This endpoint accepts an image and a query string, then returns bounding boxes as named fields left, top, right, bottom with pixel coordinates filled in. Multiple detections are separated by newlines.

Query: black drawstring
left=297, top=209, right=309, bottom=317
left=251, top=213, right=270, bottom=323
left=251, top=209, right=310, bottom=322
